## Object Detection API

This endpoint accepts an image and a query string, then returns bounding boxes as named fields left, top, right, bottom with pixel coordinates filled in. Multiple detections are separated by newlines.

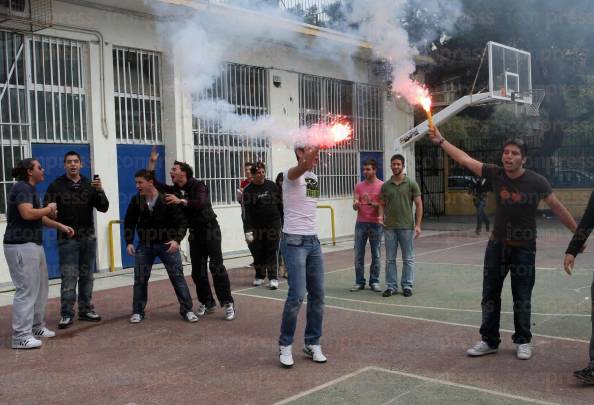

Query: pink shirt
left=354, top=179, right=383, bottom=224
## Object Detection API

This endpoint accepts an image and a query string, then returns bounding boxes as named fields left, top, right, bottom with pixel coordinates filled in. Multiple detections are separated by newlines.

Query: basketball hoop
left=523, top=88, right=545, bottom=117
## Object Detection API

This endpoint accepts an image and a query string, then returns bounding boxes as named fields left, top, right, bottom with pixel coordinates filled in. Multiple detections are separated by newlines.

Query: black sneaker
left=79, top=311, right=102, bottom=322
left=403, top=289, right=413, bottom=297
left=382, top=288, right=396, bottom=297
left=350, top=284, right=365, bottom=292
left=58, top=316, right=73, bottom=329
left=574, top=366, right=594, bottom=384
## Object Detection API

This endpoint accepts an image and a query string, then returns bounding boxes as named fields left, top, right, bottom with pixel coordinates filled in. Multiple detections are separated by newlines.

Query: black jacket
left=124, top=193, right=187, bottom=246
left=43, top=174, right=109, bottom=239
left=155, top=178, right=218, bottom=229
left=243, top=180, right=282, bottom=231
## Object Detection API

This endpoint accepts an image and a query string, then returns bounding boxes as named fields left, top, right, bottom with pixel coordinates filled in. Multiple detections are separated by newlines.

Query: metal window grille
left=299, top=76, right=383, bottom=198
left=192, top=63, right=270, bottom=205
left=0, top=30, right=28, bottom=214
left=113, top=47, right=162, bottom=144
left=355, top=83, right=383, bottom=152
left=28, top=35, right=87, bottom=142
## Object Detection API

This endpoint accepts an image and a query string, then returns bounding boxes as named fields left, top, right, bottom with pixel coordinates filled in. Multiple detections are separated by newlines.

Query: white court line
left=273, top=367, right=371, bottom=405
left=321, top=295, right=591, bottom=318
left=415, top=260, right=594, bottom=273
left=234, top=291, right=590, bottom=344
left=274, top=366, right=559, bottom=405
left=416, top=239, right=488, bottom=257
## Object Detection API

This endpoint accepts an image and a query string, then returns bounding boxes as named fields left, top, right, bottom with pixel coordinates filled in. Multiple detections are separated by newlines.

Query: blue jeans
left=354, top=222, right=383, bottom=286
left=480, top=240, right=536, bottom=348
left=279, top=233, right=325, bottom=346
left=132, top=243, right=194, bottom=317
left=58, top=238, right=97, bottom=318
left=384, top=229, right=415, bottom=291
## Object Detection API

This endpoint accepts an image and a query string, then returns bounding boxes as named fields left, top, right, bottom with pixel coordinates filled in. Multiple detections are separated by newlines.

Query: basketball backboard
left=488, top=41, right=532, bottom=104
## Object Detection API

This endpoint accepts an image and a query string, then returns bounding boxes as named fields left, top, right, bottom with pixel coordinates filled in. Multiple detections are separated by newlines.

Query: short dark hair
left=173, top=160, right=194, bottom=179
left=134, top=169, right=155, bottom=181
left=12, top=158, right=38, bottom=181
left=63, top=151, right=82, bottom=163
left=503, top=138, right=528, bottom=158
left=390, top=154, right=405, bottom=166
left=250, top=161, right=266, bottom=175
left=362, top=158, right=377, bottom=170
left=244, top=162, right=254, bottom=169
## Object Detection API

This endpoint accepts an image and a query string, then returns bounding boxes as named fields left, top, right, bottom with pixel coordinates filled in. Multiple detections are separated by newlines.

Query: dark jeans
left=480, top=240, right=536, bottom=348
left=252, top=222, right=281, bottom=280
left=475, top=198, right=490, bottom=231
left=58, top=238, right=96, bottom=318
left=132, top=243, right=194, bottom=317
left=189, top=223, right=233, bottom=307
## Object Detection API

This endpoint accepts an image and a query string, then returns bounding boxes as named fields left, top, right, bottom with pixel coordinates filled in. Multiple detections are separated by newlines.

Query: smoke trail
left=149, top=0, right=464, bottom=144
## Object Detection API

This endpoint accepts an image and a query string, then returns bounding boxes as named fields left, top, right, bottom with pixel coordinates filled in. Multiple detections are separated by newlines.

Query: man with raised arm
left=148, top=148, right=235, bottom=321
left=428, top=126, right=577, bottom=360
left=278, top=145, right=326, bottom=368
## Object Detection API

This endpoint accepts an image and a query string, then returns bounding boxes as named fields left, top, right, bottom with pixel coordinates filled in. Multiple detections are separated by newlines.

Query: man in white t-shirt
left=278, top=145, right=327, bottom=368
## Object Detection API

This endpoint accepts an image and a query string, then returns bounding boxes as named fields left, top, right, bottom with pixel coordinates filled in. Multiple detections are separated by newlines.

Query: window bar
left=139, top=52, right=147, bottom=142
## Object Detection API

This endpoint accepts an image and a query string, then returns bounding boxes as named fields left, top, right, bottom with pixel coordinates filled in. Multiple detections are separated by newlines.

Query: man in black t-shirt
left=243, top=162, right=282, bottom=289
left=429, top=127, right=577, bottom=360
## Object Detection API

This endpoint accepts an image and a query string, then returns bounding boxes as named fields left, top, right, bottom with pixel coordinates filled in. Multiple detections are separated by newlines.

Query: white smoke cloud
left=148, top=0, right=464, bottom=144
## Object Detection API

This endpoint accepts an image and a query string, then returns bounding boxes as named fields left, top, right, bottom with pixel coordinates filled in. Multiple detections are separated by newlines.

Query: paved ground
left=0, top=216, right=593, bottom=404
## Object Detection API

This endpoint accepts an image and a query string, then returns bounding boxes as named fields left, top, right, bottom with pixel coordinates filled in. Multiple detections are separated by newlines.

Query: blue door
left=32, top=144, right=91, bottom=279
left=117, top=145, right=165, bottom=268
left=360, top=152, right=384, bottom=181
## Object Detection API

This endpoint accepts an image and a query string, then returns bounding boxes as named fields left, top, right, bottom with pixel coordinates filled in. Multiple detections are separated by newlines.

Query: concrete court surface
left=0, top=217, right=593, bottom=404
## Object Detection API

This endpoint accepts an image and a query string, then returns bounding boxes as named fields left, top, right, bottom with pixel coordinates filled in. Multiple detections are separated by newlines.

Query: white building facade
left=0, top=0, right=414, bottom=284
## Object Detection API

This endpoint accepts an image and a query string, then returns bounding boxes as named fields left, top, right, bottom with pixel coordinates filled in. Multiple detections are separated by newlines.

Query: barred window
left=355, top=83, right=383, bottom=152
left=299, top=74, right=358, bottom=198
left=113, top=47, right=162, bottom=144
left=193, top=63, right=270, bottom=205
left=29, top=36, right=87, bottom=142
left=299, top=75, right=384, bottom=198
left=0, top=31, right=28, bottom=214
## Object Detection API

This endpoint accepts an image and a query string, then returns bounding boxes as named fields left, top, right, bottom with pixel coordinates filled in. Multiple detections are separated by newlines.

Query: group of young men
left=3, top=128, right=593, bottom=384
left=351, top=155, right=423, bottom=298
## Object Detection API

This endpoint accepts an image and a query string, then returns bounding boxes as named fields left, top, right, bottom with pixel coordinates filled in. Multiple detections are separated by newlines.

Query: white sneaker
left=129, top=314, right=143, bottom=324
left=279, top=345, right=294, bottom=368
left=196, top=303, right=217, bottom=316
left=303, top=344, right=327, bottom=363
left=516, top=343, right=533, bottom=360
left=32, top=327, right=56, bottom=338
left=12, top=336, right=42, bottom=349
left=253, top=278, right=264, bottom=286
left=466, top=341, right=498, bottom=357
left=185, top=311, right=199, bottom=323
left=224, top=303, right=235, bottom=321
left=269, top=279, right=279, bottom=290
